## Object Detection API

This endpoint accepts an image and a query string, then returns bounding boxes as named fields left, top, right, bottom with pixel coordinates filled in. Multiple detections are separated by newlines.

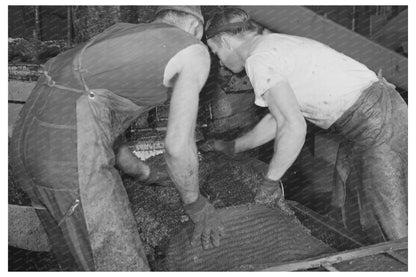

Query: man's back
left=246, top=34, right=378, bottom=128
left=44, top=22, right=203, bottom=107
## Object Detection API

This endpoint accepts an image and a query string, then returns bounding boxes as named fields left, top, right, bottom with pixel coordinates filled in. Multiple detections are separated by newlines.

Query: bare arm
left=263, top=81, right=306, bottom=181
left=164, top=45, right=210, bottom=204
left=234, top=113, right=277, bottom=153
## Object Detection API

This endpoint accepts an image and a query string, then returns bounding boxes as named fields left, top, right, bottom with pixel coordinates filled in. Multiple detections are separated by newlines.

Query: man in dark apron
left=10, top=6, right=224, bottom=271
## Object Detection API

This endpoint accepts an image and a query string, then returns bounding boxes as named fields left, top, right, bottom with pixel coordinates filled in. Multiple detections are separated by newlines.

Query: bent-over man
left=201, top=7, right=407, bottom=242
left=10, top=6, right=224, bottom=271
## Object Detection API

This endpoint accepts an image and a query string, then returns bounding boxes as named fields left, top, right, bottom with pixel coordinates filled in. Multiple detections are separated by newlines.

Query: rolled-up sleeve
left=245, top=52, right=288, bottom=107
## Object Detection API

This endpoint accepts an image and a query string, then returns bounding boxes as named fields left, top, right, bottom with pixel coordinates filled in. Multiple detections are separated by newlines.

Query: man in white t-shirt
left=201, top=7, right=407, bottom=241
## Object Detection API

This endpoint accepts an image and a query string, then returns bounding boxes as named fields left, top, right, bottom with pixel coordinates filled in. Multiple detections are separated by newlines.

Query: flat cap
left=155, top=6, right=204, bottom=24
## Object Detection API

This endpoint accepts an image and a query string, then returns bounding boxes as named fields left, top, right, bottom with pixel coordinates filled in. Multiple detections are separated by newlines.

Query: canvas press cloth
left=165, top=204, right=334, bottom=271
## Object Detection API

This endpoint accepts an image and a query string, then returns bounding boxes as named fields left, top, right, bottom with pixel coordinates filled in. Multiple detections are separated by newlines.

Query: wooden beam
left=261, top=237, right=407, bottom=271
left=372, top=9, right=408, bottom=51
left=8, top=204, right=51, bottom=252
left=321, top=262, right=339, bottom=271
left=288, top=200, right=408, bottom=265
left=239, top=6, right=408, bottom=90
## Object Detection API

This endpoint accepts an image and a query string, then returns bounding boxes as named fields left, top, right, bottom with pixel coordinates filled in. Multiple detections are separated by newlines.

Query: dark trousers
left=331, top=79, right=407, bottom=241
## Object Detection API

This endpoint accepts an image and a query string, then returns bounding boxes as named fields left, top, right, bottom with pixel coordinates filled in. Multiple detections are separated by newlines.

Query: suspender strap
left=41, top=26, right=116, bottom=95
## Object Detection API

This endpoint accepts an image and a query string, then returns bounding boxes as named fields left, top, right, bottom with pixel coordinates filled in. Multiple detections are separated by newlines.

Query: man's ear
left=221, top=35, right=233, bottom=50
left=189, top=19, right=200, bottom=37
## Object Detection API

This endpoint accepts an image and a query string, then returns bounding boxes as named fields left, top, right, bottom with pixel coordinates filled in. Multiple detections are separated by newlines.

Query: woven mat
left=164, top=204, right=334, bottom=271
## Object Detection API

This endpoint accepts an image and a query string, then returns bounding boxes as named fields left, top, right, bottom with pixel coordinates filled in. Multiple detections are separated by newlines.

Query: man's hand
left=141, top=164, right=171, bottom=186
left=115, top=144, right=169, bottom=185
left=184, top=195, right=225, bottom=249
left=254, top=176, right=294, bottom=215
left=199, top=139, right=236, bottom=158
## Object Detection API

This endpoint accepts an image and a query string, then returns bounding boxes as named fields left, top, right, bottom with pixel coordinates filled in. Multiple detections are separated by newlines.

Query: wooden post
left=67, top=6, right=72, bottom=48
left=351, top=6, right=356, bottom=31
left=33, top=6, right=41, bottom=40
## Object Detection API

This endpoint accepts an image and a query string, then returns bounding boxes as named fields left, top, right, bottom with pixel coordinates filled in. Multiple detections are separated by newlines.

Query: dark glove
left=184, top=195, right=225, bottom=249
left=141, top=164, right=171, bottom=186
left=115, top=144, right=170, bottom=186
left=254, top=176, right=294, bottom=215
left=198, top=139, right=236, bottom=158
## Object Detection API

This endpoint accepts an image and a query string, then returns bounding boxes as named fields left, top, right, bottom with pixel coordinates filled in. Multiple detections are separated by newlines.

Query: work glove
left=115, top=143, right=170, bottom=186
left=184, top=195, right=225, bottom=249
left=198, top=139, right=236, bottom=158
left=254, top=175, right=294, bottom=216
left=141, top=164, right=171, bottom=186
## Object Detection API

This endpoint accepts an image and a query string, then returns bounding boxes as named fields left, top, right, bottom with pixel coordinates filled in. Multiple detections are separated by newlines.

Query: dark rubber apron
left=330, top=72, right=407, bottom=242
left=10, top=30, right=151, bottom=270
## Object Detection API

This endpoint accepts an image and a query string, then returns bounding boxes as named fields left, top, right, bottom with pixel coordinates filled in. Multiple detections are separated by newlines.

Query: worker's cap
left=205, top=8, right=251, bottom=40
left=155, top=6, right=204, bottom=24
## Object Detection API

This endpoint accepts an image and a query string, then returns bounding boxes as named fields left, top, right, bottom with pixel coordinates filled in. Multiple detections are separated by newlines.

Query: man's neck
left=153, top=18, right=190, bottom=36
left=235, top=34, right=261, bottom=63
left=153, top=18, right=173, bottom=26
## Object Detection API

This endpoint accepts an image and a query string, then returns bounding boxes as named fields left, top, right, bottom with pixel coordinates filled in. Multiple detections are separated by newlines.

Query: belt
left=377, top=69, right=396, bottom=89
left=41, top=69, right=96, bottom=99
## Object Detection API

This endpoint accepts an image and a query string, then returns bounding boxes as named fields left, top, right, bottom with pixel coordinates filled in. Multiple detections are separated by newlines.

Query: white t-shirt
left=245, top=34, right=378, bottom=129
